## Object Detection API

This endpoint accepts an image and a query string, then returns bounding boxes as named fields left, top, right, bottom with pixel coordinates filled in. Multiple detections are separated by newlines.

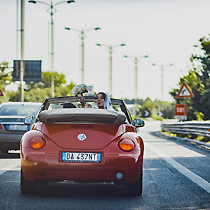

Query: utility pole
left=65, top=27, right=101, bottom=83
left=96, top=43, right=126, bottom=96
left=29, top=0, right=75, bottom=97
left=152, top=63, right=173, bottom=101
left=124, top=55, right=149, bottom=99
left=20, top=0, right=25, bottom=102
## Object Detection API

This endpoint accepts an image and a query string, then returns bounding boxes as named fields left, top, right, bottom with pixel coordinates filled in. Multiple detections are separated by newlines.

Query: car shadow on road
left=22, top=182, right=137, bottom=198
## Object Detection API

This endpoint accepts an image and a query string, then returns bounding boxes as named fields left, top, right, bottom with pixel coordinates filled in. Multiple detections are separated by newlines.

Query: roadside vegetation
left=161, top=130, right=210, bottom=144
left=124, top=98, right=174, bottom=120
left=0, top=67, right=76, bottom=103
left=170, top=35, right=210, bottom=121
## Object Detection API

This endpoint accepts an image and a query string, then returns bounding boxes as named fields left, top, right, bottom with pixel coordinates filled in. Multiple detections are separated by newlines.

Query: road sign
left=0, top=89, right=3, bottom=96
left=176, top=83, right=194, bottom=98
left=175, top=104, right=187, bottom=116
left=13, top=60, right=42, bottom=82
left=175, top=104, right=187, bottom=120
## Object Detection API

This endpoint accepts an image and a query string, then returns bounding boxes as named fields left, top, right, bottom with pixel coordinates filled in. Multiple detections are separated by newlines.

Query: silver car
left=0, top=102, right=41, bottom=154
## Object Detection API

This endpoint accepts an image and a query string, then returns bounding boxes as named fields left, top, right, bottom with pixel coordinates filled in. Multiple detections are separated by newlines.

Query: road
left=0, top=121, right=210, bottom=210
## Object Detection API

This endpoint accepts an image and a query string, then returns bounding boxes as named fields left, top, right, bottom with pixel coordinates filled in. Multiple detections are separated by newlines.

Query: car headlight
left=118, top=139, right=135, bottom=152
left=29, top=137, right=46, bottom=150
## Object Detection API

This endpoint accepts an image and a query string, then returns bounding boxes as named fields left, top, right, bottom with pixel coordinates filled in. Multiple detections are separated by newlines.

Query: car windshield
left=41, top=96, right=132, bottom=124
left=0, top=104, right=40, bottom=116
left=48, top=101, right=121, bottom=112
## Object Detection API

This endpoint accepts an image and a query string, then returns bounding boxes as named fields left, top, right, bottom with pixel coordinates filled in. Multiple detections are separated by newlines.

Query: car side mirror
left=132, top=119, right=145, bottom=128
left=24, top=116, right=35, bottom=125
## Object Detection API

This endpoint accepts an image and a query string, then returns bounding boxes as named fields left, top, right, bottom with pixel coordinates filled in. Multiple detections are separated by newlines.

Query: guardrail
left=161, top=120, right=210, bottom=138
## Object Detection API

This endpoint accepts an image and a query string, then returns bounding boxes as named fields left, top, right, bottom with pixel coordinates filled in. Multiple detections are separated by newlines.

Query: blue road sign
left=13, top=60, right=42, bottom=82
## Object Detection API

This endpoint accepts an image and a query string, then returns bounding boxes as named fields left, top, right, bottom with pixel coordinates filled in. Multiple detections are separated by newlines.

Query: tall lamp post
left=152, top=63, right=173, bottom=101
left=28, top=0, right=75, bottom=97
left=64, top=27, right=101, bottom=84
left=124, top=55, right=149, bottom=99
left=19, top=0, right=25, bottom=102
left=96, top=43, right=126, bottom=96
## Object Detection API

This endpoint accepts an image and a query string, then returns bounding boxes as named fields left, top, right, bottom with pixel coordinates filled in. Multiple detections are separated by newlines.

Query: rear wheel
left=20, top=170, right=37, bottom=193
left=126, top=172, right=143, bottom=196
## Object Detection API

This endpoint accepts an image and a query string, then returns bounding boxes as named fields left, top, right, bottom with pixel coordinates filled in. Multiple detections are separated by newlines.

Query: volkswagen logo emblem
left=77, top=133, right=86, bottom=141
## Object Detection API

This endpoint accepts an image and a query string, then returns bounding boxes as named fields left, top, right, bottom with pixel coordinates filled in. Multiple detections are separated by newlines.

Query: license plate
left=7, top=124, right=29, bottom=131
left=62, top=152, right=101, bottom=163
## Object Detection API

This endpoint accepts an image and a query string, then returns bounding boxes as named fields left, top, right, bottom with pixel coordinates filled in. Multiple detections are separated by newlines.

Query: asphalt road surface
left=0, top=121, right=210, bottom=210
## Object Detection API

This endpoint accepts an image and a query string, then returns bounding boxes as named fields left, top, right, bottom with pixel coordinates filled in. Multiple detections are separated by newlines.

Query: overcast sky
left=1, top=0, right=210, bottom=101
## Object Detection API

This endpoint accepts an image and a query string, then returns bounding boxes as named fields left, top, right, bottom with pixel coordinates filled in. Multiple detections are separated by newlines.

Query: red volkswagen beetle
left=20, top=96, right=144, bottom=195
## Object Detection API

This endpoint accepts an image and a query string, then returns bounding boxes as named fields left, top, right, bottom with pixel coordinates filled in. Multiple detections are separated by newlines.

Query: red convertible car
left=20, top=96, right=145, bottom=195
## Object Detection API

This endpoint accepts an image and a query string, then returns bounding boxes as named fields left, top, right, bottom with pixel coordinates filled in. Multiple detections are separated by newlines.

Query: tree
left=140, top=98, right=173, bottom=120
left=0, top=61, right=12, bottom=90
left=25, top=71, right=67, bottom=90
left=170, top=35, right=210, bottom=120
left=0, top=61, right=13, bottom=103
left=124, top=97, right=174, bottom=120
left=8, top=70, right=76, bottom=102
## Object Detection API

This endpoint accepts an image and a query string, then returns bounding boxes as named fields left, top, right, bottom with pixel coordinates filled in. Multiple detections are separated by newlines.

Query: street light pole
left=152, top=63, right=173, bottom=101
left=16, top=0, right=19, bottom=61
left=65, top=27, right=101, bottom=83
left=81, top=30, right=85, bottom=83
left=134, top=57, right=138, bottom=99
left=160, top=65, right=164, bottom=102
left=20, top=0, right=25, bottom=102
left=124, top=55, right=149, bottom=99
left=96, top=43, right=126, bottom=96
left=28, top=0, right=75, bottom=97
left=50, top=1, right=54, bottom=97
left=109, top=45, right=113, bottom=96
left=16, top=0, right=20, bottom=98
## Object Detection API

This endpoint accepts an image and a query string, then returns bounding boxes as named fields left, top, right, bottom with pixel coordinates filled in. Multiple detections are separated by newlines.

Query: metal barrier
left=161, top=121, right=210, bottom=138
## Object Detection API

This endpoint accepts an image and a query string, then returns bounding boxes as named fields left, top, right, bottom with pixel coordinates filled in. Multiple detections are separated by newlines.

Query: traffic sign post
left=13, top=60, right=42, bottom=82
left=175, top=83, right=194, bottom=120
left=176, top=82, right=194, bottom=98
left=175, top=104, right=187, bottom=120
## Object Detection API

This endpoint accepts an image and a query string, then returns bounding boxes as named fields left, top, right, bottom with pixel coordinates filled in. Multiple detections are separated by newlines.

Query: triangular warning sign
left=176, top=83, right=194, bottom=98
left=0, top=89, right=3, bottom=97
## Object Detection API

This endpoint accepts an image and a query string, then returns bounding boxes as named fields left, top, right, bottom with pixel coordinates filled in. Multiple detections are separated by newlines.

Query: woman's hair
left=96, top=92, right=106, bottom=100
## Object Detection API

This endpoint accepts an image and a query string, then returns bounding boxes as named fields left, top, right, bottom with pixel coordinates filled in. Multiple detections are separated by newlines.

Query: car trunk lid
left=0, top=116, right=30, bottom=132
left=41, top=123, right=125, bottom=150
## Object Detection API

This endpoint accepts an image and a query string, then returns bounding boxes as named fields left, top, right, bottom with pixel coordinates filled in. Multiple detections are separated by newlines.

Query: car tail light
left=29, top=137, right=46, bottom=150
left=118, top=139, right=135, bottom=152
left=0, top=124, right=2, bottom=130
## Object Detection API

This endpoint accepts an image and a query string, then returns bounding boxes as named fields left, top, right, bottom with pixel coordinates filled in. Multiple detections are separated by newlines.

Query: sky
left=1, top=0, right=210, bottom=101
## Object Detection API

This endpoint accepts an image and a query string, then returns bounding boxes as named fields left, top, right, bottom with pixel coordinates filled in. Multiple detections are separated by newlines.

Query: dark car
left=21, top=96, right=145, bottom=195
left=0, top=102, right=41, bottom=154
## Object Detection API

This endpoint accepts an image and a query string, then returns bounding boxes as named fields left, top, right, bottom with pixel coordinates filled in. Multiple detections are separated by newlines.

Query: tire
left=126, top=172, right=143, bottom=196
left=20, top=170, right=37, bottom=194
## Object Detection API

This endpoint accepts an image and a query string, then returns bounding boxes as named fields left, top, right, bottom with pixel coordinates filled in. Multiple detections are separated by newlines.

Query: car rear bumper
left=21, top=151, right=143, bottom=183
left=0, top=133, right=24, bottom=150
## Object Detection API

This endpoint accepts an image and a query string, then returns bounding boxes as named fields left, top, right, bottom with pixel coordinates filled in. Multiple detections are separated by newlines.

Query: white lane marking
left=0, top=160, right=20, bottom=175
left=147, top=143, right=210, bottom=194
left=0, top=165, right=19, bottom=175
